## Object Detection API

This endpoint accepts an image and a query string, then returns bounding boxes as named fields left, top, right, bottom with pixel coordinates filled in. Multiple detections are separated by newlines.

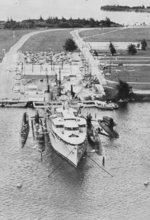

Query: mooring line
left=48, top=148, right=75, bottom=178
left=87, top=155, right=113, bottom=177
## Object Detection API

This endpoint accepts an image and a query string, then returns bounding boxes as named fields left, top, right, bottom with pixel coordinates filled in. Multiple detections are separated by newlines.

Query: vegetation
left=101, top=5, right=150, bottom=12
left=104, top=65, right=150, bottom=84
left=0, top=29, right=33, bottom=61
left=3, top=17, right=121, bottom=30
left=86, top=113, right=92, bottom=129
left=63, top=38, right=77, bottom=51
left=109, top=42, right=116, bottom=56
left=116, top=80, right=132, bottom=101
left=141, top=39, right=147, bottom=50
left=21, top=30, right=73, bottom=52
left=127, top=44, right=137, bottom=55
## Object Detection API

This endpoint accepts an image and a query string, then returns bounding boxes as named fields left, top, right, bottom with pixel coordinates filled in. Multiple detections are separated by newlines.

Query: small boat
left=98, top=116, right=119, bottom=138
left=79, top=101, right=96, bottom=108
left=33, top=102, right=49, bottom=109
left=69, top=100, right=81, bottom=109
left=79, top=100, right=118, bottom=110
left=33, top=101, right=63, bottom=109
left=95, top=100, right=119, bottom=110
left=20, top=112, right=30, bottom=148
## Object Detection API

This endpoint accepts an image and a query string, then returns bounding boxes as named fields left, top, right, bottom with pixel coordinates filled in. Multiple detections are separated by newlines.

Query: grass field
left=80, top=27, right=150, bottom=43
left=21, top=29, right=73, bottom=53
left=0, top=29, right=35, bottom=61
left=104, top=66, right=150, bottom=83
left=79, top=28, right=117, bottom=39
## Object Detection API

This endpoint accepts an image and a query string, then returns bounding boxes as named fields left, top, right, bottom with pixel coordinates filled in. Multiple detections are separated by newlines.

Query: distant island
left=101, top=5, right=150, bottom=13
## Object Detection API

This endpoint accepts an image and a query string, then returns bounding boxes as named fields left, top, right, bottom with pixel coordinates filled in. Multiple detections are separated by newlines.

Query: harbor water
left=0, top=103, right=150, bottom=220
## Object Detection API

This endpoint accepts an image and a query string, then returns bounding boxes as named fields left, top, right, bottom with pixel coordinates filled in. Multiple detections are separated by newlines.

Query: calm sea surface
left=98, top=10, right=150, bottom=26
left=0, top=103, right=150, bottom=220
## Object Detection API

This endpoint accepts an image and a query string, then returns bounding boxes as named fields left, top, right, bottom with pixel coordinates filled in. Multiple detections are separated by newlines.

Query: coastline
left=101, top=6, right=150, bottom=13
left=101, top=9, right=150, bottom=13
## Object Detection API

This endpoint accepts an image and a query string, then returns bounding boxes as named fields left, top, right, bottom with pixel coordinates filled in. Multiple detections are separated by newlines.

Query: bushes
left=116, top=80, right=132, bottom=100
left=127, top=44, right=137, bottom=55
left=109, top=42, right=116, bottom=56
left=141, top=39, right=147, bottom=50
left=63, top=38, right=77, bottom=51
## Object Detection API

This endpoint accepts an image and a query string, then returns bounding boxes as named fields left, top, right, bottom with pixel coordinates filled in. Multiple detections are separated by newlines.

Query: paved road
left=71, top=29, right=106, bottom=96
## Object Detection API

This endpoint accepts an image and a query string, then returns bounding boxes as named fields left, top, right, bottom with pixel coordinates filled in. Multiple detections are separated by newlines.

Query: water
left=99, top=10, right=150, bottom=26
left=0, top=104, right=150, bottom=220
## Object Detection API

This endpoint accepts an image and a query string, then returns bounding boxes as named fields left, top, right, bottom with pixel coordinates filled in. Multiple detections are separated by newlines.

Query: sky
left=0, top=0, right=150, bottom=21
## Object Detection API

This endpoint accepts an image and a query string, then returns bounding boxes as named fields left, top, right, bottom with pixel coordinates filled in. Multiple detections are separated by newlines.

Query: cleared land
left=0, top=29, right=35, bottom=61
left=21, top=29, right=73, bottom=52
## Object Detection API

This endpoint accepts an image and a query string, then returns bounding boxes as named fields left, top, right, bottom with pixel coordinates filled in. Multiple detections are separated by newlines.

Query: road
left=71, top=29, right=106, bottom=95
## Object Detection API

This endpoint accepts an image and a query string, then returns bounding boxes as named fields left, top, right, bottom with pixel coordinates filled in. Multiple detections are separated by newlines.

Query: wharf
left=0, top=96, right=45, bottom=108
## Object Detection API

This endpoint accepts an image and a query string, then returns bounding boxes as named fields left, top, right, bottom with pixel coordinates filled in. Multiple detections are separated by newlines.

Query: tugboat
left=20, top=112, right=30, bottom=148
left=46, top=104, right=87, bottom=167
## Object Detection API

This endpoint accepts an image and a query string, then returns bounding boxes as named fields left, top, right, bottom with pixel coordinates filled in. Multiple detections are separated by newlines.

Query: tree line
left=101, top=5, right=150, bottom=12
left=3, top=17, right=121, bottom=29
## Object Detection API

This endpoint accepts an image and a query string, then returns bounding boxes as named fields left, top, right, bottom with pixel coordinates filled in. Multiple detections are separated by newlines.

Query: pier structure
left=71, top=30, right=106, bottom=96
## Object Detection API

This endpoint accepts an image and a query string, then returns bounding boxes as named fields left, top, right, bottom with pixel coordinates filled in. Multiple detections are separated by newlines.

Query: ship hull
left=48, top=126, right=87, bottom=167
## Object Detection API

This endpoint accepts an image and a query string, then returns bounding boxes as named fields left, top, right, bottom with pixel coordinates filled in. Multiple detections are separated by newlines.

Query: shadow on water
left=118, top=102, right=129, bottom=113
left=44, top=141, right=90, bottom=187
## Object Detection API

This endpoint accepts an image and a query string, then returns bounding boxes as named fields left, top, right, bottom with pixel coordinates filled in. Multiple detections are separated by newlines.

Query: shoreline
left=101, top=9, right=150, bottom=13
left=101, top=6, right=150, bottom=13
